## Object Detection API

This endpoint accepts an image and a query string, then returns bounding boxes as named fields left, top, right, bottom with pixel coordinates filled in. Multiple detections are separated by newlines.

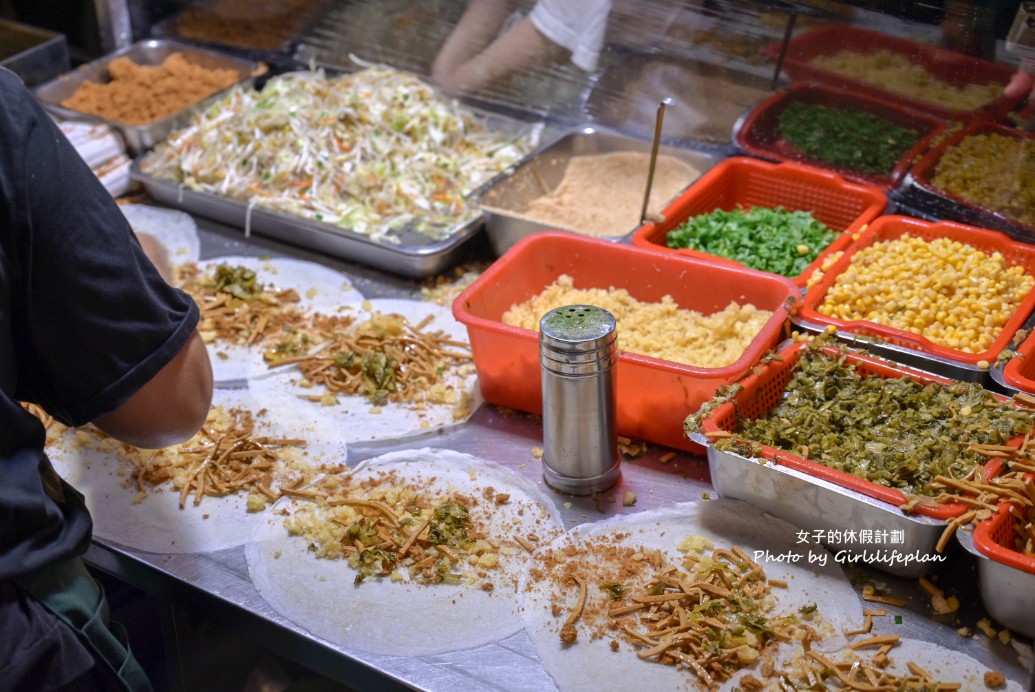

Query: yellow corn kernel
left=816, top=233, right=1034, bottom=353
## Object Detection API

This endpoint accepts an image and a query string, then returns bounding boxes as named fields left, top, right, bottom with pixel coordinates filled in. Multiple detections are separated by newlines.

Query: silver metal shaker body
left=539, top=304, right=621, bottom=495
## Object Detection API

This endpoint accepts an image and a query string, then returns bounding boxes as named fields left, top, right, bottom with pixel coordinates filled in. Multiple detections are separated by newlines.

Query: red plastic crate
left=1001, top=330, right=1035, bottom=394
left=799, top=215, right=1035, bottom=367
left=698, top=340, right=991, bottom=521
left=630, top=157, right=887, bottom=287
left=768, top=24, right=1022, bottom=121
left=910, top=121, right=1035, bottom=236
left=974, top=499, right=1035, bottom=575
left=734, top=83, right=945, bottom=190
left=452, top=232, right=799, bottom=452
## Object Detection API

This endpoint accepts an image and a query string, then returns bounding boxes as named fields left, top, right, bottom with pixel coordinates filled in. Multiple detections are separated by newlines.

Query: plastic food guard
left=767, top=24, right=1023, bottom=121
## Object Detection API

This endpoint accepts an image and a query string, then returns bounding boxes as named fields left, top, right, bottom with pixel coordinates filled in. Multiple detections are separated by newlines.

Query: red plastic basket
left=1001, top=330, right=1035, bottom=394
left=910, top=121, right=1035, bottom=236
left=698, top=340, right=991, bottom=521
left=630, top=157, right=887, bottom=287
left=799, top=215, right=1035, bottom=367
left=768, top=24, right=1022, bottom=121
left=452, top=232, right=799, bottom=452
left=734, top=83, right=945, bottom=191
left=973, top=499, right=1035, bottom=575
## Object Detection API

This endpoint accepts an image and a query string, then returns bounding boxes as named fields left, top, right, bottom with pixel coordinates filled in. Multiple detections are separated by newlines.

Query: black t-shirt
left=0, top=68, right=200, bottom=579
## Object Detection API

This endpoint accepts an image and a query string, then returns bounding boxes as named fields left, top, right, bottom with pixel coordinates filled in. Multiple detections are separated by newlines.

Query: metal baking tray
left=0, top=18, right=69, bottom=88
left=33, top=39, right=260, bottom=155
left=129, top=66, right=547, bottom=277
left=792, top=316, right=993, bottom=386
left=133, top=161, right=482, bottom=278
left=469, top=126, right=719, bottom=256
left=149, top=0, right=332, bottom=64
left=690, top=430, right=948, bottom=578
left=956, top=527, right=1035, bottom=639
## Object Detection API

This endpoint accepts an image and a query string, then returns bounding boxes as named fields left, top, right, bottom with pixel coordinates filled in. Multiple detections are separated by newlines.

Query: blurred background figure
left=1004, top=0, right=1035, bottom=105
left=431, top=0, right=612, bottom=97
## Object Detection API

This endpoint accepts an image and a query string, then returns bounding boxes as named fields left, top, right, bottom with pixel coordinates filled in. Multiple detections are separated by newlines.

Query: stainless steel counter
left=84, top=212, right=1034, bottom=691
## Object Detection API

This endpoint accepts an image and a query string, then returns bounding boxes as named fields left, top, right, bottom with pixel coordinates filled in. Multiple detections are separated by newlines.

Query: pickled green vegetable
left=665, top=206, right=839, bottom=277
left=703, top=344, right=1035, bottom=495
left=350, top=547, right=398, bottom=585
left=428, top=502, right=470, bottom=548
left=208, top=263, right=263, bottom=301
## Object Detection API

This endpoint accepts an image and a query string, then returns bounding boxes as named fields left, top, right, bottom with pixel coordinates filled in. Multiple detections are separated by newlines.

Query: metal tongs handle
left=640, top=98, right=673, bottom=226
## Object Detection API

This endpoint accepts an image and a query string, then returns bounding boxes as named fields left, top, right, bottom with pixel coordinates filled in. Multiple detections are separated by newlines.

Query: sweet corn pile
left=931, top=133, right=1035, bottom=229
left=817, top=234, right=1034, bottom=353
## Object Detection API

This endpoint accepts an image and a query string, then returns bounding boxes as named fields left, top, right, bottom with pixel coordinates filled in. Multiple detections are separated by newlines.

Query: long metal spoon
left=639, top=97, right=674, bottom=226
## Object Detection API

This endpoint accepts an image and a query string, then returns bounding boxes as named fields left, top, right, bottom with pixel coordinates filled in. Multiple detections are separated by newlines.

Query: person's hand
left=1005, top=69, right=1035, bottom=106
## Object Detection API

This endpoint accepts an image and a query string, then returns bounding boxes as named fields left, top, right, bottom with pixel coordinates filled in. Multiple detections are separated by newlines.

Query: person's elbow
left=92, top=331, right=214, bottom=449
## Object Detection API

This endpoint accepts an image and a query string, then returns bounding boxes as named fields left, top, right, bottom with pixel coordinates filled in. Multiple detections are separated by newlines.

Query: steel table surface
left=83, top=212, right=1034, bottom=691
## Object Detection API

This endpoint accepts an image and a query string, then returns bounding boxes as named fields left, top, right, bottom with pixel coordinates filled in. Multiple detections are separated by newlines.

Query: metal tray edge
left=692, top=431, right=947, bottom=578
left=791, top=315, right=992, bottom=385
left=130, top=161, right=481, bottom=278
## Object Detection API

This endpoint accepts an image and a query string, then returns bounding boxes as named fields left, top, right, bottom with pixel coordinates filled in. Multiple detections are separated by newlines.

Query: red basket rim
left=1001, top=332, right=1035, bottom=393
left=973, top=500, right=1035, bottom=575
left=698, top=340, right=1012, bottom=521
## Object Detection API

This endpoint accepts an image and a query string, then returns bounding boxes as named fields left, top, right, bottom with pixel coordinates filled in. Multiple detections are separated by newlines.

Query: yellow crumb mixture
left=502, top=275, right=771, bottom=367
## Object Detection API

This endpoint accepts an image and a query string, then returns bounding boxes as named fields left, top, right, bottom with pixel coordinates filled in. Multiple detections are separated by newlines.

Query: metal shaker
left=539, top=304, right=621, bottom=495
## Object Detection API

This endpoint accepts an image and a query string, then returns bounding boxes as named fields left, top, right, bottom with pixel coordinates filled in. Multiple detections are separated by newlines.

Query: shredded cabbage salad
left=140, top=66, right=536, bottom=243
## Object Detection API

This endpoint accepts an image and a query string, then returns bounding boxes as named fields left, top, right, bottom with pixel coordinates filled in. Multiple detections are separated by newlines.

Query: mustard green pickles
left=709, top=345, right=1035, bottom=495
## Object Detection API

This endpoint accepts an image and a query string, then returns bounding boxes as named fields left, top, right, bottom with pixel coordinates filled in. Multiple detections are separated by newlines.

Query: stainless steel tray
left=690, top=430, right=949, bottom=578
left=470, top=125, right=720, bottom=256
left=956, top=528, right=1035, bottom=639
left=33, top=39, right=260, bottom=155
left=0, top=18, right=69, bottom=88
left=989, top=309, right=1035, bottom=396
left=133, top=160, right=482, bottom=278
left=129, top=67, right=547, bottom=277
left=792, top=315, right=994, bottom=386
left=150, top=0, right=333, bottom=69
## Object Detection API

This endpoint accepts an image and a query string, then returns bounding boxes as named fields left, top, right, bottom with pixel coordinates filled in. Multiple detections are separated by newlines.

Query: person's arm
left=135, top=232, right=173, bottom=283
left=1005, top=70, right=1035, bottom=105
left=6, top=68, right=214, bottom=448
left=431, top=0, right=518, bottom=84
left=434, top=14, right=563, bottom=97
left=91, top=330, right=212, bottom=449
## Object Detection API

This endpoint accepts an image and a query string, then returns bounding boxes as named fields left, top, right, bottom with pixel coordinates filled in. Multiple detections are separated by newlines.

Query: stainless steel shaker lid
left=539, top=304, right=616, bottom=353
